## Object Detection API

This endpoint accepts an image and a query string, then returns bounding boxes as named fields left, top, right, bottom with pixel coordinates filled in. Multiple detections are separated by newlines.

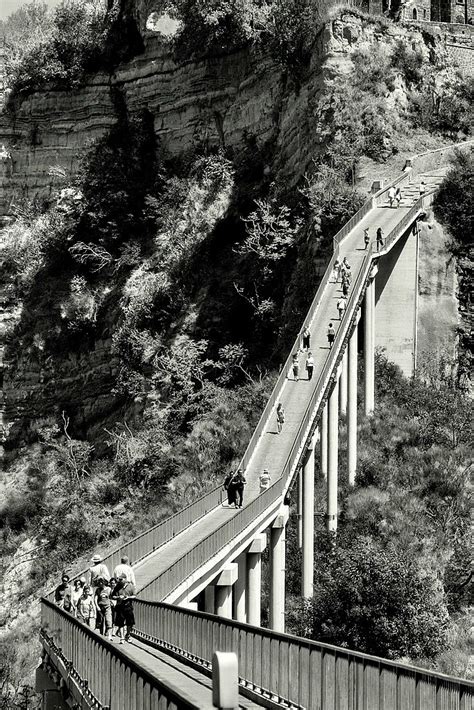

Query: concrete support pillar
left=327, top=376, right=339, bottom=533
left=214, top=564, right=238, bottom=620
left=320, top=403, right=328, bottom=479
left=364, top=275, right=375, bottom=416
left=302, top=434, right=316, bottom=598
left=180, top=600, right=198, bottom=611
left=204, top=586, right=215, bottom=615
left=347, top=318, right=359, bottom=486
left=297, top=471, right=303, bottom=549
left=234, top=554, right=247, bottom=623
left=339, top=349, right=348, bottom=416
left=247, top=534, right=266, bottom=626
left=270, top=507, right=289, bottom=632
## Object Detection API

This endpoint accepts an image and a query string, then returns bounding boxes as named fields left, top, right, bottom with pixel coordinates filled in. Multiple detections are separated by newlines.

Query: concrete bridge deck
left=131, top=169, right=445, bottom=598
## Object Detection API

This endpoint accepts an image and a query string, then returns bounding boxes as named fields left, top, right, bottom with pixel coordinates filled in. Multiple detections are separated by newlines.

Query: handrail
left=132, top=600, right=474, bottom=710
left=40, top=598, right=205, bottom=709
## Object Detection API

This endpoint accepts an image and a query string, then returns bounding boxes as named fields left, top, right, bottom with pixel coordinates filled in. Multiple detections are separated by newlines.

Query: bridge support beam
left=270, top=506, right=289, bottom=632
left=214, top=564, right=238, bottom=620
left=247, top=534, right=266, bottom=626
left=347, top=317, right=359, bottom=486
left=204, top=586, right=215, bottom=615
left=327, top=376, right=339, bottom=533
left=364, top=274, right=376, bottom=416
left=234, top=553, right=247, bottom=623
left=339, top=350, right=348, bottom=416
left=302, top=434, right=316, bottom=597
left=297, top=471, right=303, bottom=549
left=320, top=403, right=328, bottom=479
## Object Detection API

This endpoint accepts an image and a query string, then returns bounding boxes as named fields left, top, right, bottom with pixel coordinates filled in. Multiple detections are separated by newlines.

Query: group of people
left=388, top=185, right=403, bottom=208
left=54, top=555, right=137, bottom=644
left=223, top=469, right=246, bottom=507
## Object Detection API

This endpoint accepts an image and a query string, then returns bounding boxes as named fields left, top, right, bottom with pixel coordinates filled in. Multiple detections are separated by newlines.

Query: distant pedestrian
left=332, top=259, right=340, bottom=283
left=233, top=470, right=246, bottom=508
left=55, top=572, right=73, bottom=612
left=111, top=574, right=136, bottom=644
left=306, top=352, right=315, bottom=380
left=419, top=181, right=426, bottom=204
left=341, top=257, right=349, bottom=274
left=388, top=186, right=396, bottom=207
left=394, top=187, right=402, bottom=207
left=337, top=296, right=346, bottom=320
left=95, top=579, right=113, bottom=641
left=113, top=557, right=136, bottom=586
left=71, top=578, right=85, bottom=615
left=223, top=472, right=237, bottom=507
left=89, top=555, right=110, bottom=588
left=364, top=228, right=370, bottom=249
left=376, top=227, right=384, bottom=251
left=259, top=469, right=271, bottom=493
left=327, top=323, right=335, bottom=348
left=342, top=280, right=349, bottom=297
left=291, top=352, right=300, bottom=381
left=276, top=403, right=285, bottom=433
left=301, top=326, right=311, bottom=351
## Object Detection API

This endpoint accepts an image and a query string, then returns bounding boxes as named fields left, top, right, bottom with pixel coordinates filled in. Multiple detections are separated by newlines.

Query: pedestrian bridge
left=38, top=141, right=474, bottom=709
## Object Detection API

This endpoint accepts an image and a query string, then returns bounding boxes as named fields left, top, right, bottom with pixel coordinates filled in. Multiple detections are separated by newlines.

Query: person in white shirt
left=89, top=554, right=110, bottom=587
left=259, top=469, right=271, bottom=493
left=113, top=556, right=136, bottom=586
left=388, top=186, right=396, bottom=207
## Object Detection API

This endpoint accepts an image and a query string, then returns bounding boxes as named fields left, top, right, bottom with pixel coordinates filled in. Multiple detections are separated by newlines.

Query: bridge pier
left=302, top=434, right=316, bottom=598
left=347, top=316, right=359, bottom=486
left=205, top=585, right=215, bottom=614
left=269, top=506, right=289, bottom=632
left=339, top=350, right=348, bottom=415
left=214, top=564, right=238, bottom=619
left=297, top=471, right=303, bottom=548
left=327, top=375, right=339, bottom=533
left=364, top=272, right=376, bottom=416
left=246, top=534, right=266, bottom=626
left=234, top=553, right=247, bottom=622
left=320, top=403, right=328, bottom=479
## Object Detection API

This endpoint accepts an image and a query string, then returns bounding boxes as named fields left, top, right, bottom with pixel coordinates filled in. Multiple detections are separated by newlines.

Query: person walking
left=71, top=578, right=85, bottom=615
left=419, top=180, right=426, bottom=205
left=332, top=259, right=340, bottom=283
left=76, top=585, right=96, bottom=627
left=342, top=279, right=349, bottom=297
left=291, top=352, right=300, bottom=381
left=223, top=472, right=237, bottom=507
left=95, top=579, right=113, bottom=641
left=327, top=323, right=336, bottom=348
left=363, top=227, right=370, bottom=249
left=337, top=296, right=346, bottom=320
left=301, top=326, right=311, bottom=351
left=55, top=572, right=73, bottom=612
left=305, top=352, right=315, bottom=380
left=233, top=470, right=246, bottom=508
left=111, top=574, right=136, bottom=644
left=394, top=187, right=402, bottom=207
left=113, top=556, right=136, bottom=586
left=388, top=185, right=396, bottom=207
left=276, top=403, right=285, bottom=433
left=259, top=468, right=271, bottom=493
left=89, top=554, right=110, bottom=587
left=376, top=227, right=384, bottom=251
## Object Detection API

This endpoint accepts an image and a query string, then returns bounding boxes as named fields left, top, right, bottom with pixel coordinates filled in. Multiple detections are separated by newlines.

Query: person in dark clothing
left=301, top=327, right=311, bottom=351
left=327, top=323, right=336, bottom=348
left=223, top=473, right=237, bottom=506
left=342, top=280, right=349, bottom=297
left=376, top=227, right=384, bottom=251
left=364, top=228, right=370, bottom=249
left=111, top=574, right=136, bottom=644
left=55, top=573, right=73, bottom=612
left=233, top=470, right=246, bottom=508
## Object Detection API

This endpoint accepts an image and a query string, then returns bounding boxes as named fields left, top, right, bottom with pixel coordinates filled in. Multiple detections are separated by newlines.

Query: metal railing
left=133, top=601, right=474, bottom=710
left=40, top=598, right=205, bottom=709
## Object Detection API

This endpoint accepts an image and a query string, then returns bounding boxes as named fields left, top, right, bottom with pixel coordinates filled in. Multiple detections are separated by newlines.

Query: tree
left=434, top=148, right=474, bottom=253
left=287, top=536, right=450, bottom=660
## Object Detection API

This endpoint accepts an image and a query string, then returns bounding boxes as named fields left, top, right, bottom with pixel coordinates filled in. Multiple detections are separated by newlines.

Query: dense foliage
left=434, top=148, right=474, bottom=253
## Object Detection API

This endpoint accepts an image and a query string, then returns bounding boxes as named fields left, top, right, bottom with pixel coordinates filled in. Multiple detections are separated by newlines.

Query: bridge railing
left=133, top=600, right=474, bottom=710
left=40, top=598, right=204, bottom=709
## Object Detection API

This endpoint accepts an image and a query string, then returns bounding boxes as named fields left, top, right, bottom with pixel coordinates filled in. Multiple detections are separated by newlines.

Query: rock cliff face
left=0, top=13, right=465, bottom=452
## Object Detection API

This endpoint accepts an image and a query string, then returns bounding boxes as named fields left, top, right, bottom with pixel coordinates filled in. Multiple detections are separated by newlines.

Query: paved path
left=119, top=637, right=262, bottom=708
left=133, top=170, right=445, bottom=596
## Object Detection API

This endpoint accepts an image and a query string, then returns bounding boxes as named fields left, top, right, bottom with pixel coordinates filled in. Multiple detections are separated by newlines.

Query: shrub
left=434, top=148, right=473, bottom=252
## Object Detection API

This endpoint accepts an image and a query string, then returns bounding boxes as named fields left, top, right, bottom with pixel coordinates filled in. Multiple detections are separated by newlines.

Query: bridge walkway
left=132, top=169, right=445, bottom=596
